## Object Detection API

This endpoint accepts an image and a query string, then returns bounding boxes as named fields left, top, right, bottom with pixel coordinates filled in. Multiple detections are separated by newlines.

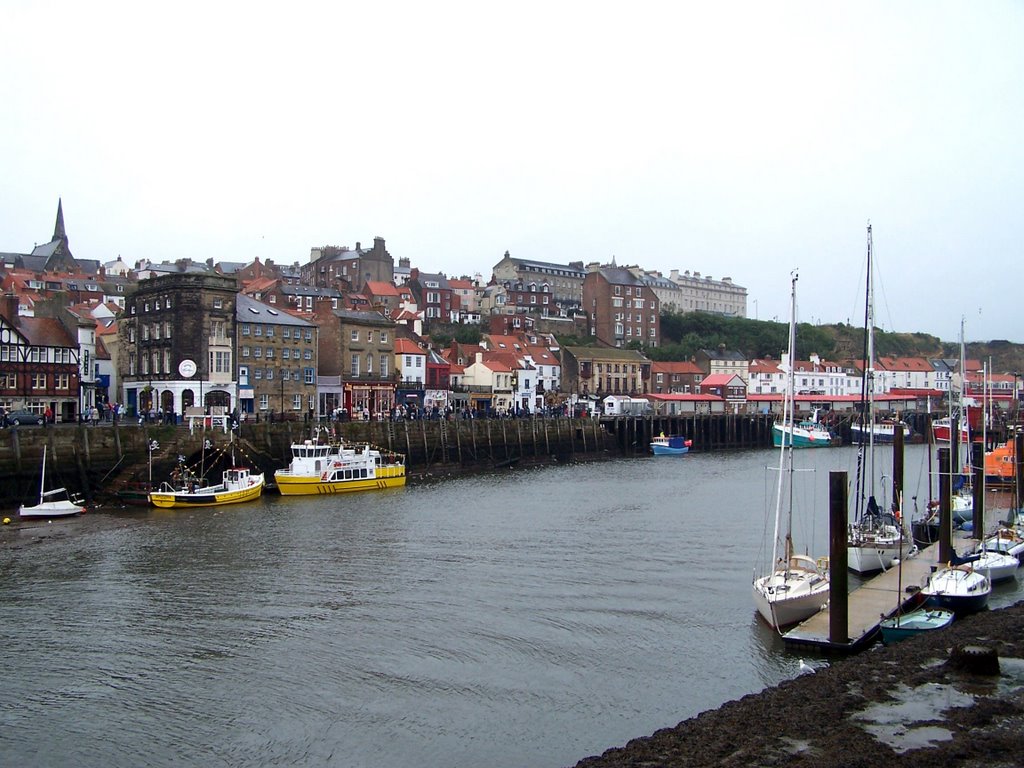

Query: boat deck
left=782, top=532, right=975, bottom=652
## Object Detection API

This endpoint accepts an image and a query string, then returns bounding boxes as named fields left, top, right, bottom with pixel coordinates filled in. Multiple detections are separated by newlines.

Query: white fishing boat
left=18, top=445, right=86, bottom=518
left=847, top=224, right=910, bottom=574
left=275, top=436, right=406, bottom=496
left=752, top=272, right=830, bottom=630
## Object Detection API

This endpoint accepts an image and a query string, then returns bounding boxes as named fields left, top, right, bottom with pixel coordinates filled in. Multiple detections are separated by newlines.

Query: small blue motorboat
left=650, top=434, right=692, bottom=456
left=879, top=606, right=955, bottom=644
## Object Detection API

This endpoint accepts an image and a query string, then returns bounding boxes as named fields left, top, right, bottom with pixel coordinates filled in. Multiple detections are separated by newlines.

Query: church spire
left=53, top=198, right=67, bottom=242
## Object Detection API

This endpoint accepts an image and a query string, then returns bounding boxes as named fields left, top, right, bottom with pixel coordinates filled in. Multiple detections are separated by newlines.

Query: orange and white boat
left=984, top=441, right=1017, bottom=488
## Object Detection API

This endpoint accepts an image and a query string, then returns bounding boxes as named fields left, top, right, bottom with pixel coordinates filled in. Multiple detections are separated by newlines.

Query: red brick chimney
left=1, top=293, right=20, bottom=326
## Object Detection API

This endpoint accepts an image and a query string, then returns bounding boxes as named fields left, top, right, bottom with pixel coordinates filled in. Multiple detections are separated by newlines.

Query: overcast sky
left=2, top=1, right=1021, bottom=344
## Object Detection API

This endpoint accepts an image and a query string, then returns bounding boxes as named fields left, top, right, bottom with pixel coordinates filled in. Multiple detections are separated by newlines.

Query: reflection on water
left=0, top=445, right=1020, bottom=768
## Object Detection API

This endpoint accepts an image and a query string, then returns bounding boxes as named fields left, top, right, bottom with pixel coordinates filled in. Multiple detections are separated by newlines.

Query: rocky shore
left=572, top=602, right=1024, bottom=768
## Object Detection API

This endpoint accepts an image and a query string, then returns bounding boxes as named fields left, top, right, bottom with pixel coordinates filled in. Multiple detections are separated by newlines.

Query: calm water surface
left=1, top=444, right=1020, bottom=768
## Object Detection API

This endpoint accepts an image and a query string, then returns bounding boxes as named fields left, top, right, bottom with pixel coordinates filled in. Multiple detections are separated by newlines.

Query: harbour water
left=1, top=444, right=1020, bottom=768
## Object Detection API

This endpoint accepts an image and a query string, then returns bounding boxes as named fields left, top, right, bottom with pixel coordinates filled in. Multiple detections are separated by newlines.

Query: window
left=367, top=331, right=374, bottom=343
left=213, top=298, right=223, bottom=309
left=380, top=331, right=388, bottom=343
left=129, top=352, right=136, bottom=375
left=266, top=348, right=275, bottom=360
left=303, top=349, right=312, bottom=360
left=282, top=369, right=290, bottom=381
left=242, top=346, right=250, bottom=358
left=254, top=347, right=262, bottom=358
left=282, top=349, right=290, bottom=360
left=350, top=354, right=360, bottom=376
left=265, top=326, right=274, bottom=338
left=255, top=325, right=263, bottom=336
left=152, top=323, right=160, bottom=340
left=129, top=327, right=136, bottom=343
left=32, top=373, right=46, bottom=389
left=351, top=330, right=359, bottom=342
left=255, top=368, right=263, bottom=380
left=366, top=353, right=373, bottom=374
left=379, top=356, right=389, bottom=377
left=259, top=393, right=269, bottom=409
left=164, top=322, right=172, bottom=338
left=152, top=352, right=160, bottom=373
left=305, top=329, right=313, bottom=341
left=304, top=368, right=315, bottom=384
left=415, top=357, right=422, bottom=367
left=163, top=350, right=171, bottom=373
left=292, top=394, right=302, bottom=411
left=166, top=296, right=172, bottom=308
left=283, top=329, right=291, bottom=339
left=242, top=324, right=250, bottom=336
left=142, top=325, right=150, bottom=341
left=266, top=368, right=274, bottom=380
left=212, top=351, right=231, bottom=373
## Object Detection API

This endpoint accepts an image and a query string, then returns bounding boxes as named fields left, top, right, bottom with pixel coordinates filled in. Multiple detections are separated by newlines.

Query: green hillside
left=653, top=312, right=1024, bottom=374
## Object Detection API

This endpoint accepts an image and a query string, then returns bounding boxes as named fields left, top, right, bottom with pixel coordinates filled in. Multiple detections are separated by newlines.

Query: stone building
left=489, top=252, right=585, bottom=319
left=235, top=294, right=317, bottom=419
left=119, top=272, right=237, bottom=418
left=314, top=305, right=397, bottom=418
left=560, top=346, right=652, bottom=400
left=302, top=237, right=395, bottom=291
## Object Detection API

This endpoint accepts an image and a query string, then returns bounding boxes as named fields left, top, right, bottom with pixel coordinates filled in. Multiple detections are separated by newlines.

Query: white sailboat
left=18, top=445, right=86, bottom=518
left=847, top=224, right=910, bottom=574
left=752, top=272, right=830, bottom=630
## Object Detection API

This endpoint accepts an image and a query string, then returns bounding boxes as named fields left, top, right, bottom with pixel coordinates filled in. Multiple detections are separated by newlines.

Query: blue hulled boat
left=879, top=607, right=955, bottom=644
left=650, top=434, right=692, bottom=456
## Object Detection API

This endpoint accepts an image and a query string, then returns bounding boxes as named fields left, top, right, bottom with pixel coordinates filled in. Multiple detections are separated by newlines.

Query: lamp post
left=148, top=439, right=159, bottom=487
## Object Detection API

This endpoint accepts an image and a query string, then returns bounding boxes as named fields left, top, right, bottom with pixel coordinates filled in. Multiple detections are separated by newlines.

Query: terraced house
left=236, top=294, right=317, bottom=419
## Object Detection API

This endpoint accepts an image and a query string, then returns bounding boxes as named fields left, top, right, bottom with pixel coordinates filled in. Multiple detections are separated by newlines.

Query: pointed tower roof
left=53, top=198, right=67, bottom=242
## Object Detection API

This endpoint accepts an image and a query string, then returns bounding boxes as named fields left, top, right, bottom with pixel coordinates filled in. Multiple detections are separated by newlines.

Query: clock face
left=178, top=359, right=197, bottom=378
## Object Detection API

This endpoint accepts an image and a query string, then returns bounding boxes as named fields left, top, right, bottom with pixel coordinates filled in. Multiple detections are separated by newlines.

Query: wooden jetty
left=782, top=531, right=973, bottom=652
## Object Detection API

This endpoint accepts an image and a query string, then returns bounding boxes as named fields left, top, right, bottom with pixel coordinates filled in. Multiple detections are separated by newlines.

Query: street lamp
left=148, top=439, right=160, bottom=487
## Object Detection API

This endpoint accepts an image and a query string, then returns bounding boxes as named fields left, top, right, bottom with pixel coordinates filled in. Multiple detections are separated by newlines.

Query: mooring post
left=938, top=447, right=952, bottom=563
left=972, top=442, right=985, bottom=538
left=829, top=470, right=849, bottom=644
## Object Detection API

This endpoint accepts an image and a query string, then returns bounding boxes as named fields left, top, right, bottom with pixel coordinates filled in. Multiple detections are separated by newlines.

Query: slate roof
left=236, top=293, right=314, bottom=327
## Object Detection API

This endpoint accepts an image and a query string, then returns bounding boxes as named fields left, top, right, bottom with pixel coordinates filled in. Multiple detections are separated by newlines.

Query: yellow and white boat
left=275, top=439, right=406, bottom=496
left=148, top=467, right=265, bottom=509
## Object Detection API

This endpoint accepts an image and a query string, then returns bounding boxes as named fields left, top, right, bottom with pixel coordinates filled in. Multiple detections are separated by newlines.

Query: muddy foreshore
left=571, top=601, right=1024, bottom=768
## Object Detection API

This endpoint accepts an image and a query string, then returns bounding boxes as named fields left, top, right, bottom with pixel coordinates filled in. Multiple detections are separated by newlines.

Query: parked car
left=5, top=410, right=45, bottom=426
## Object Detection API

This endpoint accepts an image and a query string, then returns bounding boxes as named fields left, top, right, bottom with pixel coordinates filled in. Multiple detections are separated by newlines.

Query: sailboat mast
left=771, top=271, right=799, bottom=570
left=39, top=444, right=47, bottom=505
left=866, top=224, right=876, bottom=497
